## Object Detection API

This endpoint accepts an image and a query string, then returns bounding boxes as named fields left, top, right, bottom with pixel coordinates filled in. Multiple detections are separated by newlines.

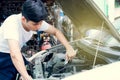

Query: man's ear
left=21, top=16, right=27, bottom=23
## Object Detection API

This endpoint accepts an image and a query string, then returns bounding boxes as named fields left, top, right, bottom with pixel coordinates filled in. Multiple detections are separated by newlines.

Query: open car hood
left=56, top=0, right=120, bottom=42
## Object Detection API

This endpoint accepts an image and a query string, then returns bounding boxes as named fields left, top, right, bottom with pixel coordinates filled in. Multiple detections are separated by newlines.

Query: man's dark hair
left=22, top=0, right=48, bottom=22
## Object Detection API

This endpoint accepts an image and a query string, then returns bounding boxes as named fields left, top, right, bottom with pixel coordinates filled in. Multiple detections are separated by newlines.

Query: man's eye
left=33, top=24, right=38, bottom=25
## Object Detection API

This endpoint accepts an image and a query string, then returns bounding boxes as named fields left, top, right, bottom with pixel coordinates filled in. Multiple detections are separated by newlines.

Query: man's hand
left=65, top=48, right=77, bottom=61
left=19, top=75, right=33, bottom=80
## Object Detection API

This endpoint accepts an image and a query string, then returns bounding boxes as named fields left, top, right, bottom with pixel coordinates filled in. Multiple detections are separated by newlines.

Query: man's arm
left=8, top=39, right=32, bottom=80
left=44, top=24, right=76, bottom=60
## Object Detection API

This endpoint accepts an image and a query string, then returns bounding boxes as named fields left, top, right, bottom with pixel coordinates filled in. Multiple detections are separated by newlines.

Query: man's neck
left=21, top=20, right=30, bottom=32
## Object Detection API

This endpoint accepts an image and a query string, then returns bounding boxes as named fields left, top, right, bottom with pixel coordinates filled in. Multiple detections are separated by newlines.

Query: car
left=17, top=0, right=120, bottom=80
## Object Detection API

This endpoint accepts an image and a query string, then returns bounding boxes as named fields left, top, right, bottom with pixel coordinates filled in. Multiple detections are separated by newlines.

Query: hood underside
left=56, top=0, right=120, bottom=42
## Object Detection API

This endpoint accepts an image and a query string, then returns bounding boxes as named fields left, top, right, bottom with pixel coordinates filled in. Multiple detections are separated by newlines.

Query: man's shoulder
left=2, top=14, right=21, bottom=27
left=2, top=13, right=22, bottom=28
left=11, top=13, right=21, bottom=17
left=6, top=13, right=21, bottom=21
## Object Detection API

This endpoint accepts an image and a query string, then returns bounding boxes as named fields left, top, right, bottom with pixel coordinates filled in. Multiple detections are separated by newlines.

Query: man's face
left=25, top=20, right=43, bottom=31
left=22, top=16, right=43, bottom=31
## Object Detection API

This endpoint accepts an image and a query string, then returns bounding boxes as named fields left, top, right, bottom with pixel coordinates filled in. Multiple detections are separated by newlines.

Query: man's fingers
left=66, top=54, right=69, bottom=61
left=66, top=55, right=72, bottom=61
left=65, top=49, right=78, bottom=62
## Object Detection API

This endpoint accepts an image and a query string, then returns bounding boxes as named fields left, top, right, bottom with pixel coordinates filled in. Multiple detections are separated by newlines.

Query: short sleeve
left=38, top=21, right=49, bottom=31
left=3, top=15, right=19, bottom=41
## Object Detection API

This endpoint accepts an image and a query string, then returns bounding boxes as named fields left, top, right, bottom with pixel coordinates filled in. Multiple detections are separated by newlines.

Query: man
left=0, top=0, right=76, bottom=80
